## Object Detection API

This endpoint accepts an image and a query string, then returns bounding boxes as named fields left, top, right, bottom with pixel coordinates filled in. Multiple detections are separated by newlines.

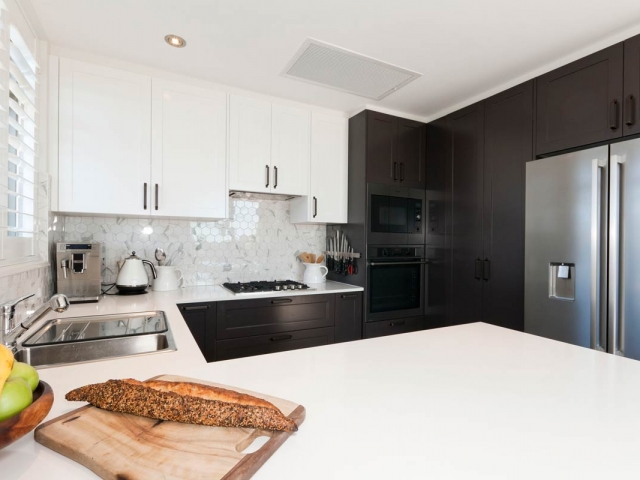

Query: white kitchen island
left=2, top=285, right=640, bottom=479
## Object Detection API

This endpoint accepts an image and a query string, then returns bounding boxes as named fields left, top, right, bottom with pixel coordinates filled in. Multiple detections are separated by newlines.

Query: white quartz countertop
left=4, top=288, right=640, bottom=478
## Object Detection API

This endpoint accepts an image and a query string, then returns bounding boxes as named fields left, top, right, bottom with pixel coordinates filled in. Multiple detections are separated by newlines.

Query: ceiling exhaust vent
left=282, top=39, right=421, bottom=100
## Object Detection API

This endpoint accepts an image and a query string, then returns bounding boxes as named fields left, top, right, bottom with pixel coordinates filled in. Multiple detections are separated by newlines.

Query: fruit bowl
left=0, top=381, right=53, bottom=450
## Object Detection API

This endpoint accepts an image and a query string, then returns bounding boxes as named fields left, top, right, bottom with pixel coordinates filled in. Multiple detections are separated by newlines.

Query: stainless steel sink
left=14, top=311, right=177, bottom=368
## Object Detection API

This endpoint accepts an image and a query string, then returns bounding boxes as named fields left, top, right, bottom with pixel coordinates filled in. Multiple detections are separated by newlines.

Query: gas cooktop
left=222, top=280, right=313, bottom=295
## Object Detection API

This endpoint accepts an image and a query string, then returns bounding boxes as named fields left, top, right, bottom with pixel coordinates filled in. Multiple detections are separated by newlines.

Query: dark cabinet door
left=623, top=35, right=640, bottom=136
left=366, top=111, right=397, bottom=184
left=447, top=102, right=485, bottom=325
left=334, top=292, right=363, bottom=342
left=179, top=303, right=216, bottom=362
left=482, top=81, right=533, bottom=332
left=396, top=118, right=426, bottom=188
left=536, top=43, right=623, bottom=155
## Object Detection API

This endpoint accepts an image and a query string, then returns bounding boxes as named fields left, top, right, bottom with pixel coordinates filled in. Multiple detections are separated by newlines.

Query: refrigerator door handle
left=591, top=159, right=607, bottom=351
left=609, top=155, right=625, bottom=356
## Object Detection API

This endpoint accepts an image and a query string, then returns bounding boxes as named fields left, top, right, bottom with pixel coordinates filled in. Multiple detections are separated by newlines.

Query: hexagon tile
left=50, top=199, right=326, bottom=287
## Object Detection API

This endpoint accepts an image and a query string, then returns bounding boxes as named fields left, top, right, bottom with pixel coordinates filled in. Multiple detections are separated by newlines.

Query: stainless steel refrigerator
left=525, top=138, right=640, bottom=360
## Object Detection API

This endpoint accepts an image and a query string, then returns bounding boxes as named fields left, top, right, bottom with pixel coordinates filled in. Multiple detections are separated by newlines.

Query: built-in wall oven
left=367, top=184, right=425, bottom=245
left=366, top=245, right=426, bottom=322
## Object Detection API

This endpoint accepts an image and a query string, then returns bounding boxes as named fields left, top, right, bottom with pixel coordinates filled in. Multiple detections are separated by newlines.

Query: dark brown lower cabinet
left=178, top=303, right=216, bottom=362
left=334, top=292, right=363, bottom=343
left=364, top=316, right=426, bottom=339
left=216, top=327, right=334, bottom=362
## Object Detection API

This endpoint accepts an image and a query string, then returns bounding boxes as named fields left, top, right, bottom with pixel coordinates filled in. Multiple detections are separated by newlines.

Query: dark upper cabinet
left=366, top=111, right=397, bottom=184
left=447, top=102, right=485, bottom=325
left=624, top=35, right=640, bottom=136
left=334, top=292, right=363, bottom=343
left=179, top=303, right=216, bottom=362
left=482, top=81, right=533, bottom=332
left=365, top=110, right=426, bottom=188
left=536, top=43, right=623, bottom=155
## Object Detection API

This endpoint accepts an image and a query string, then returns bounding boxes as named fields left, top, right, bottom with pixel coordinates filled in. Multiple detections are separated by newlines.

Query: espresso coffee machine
left=56, top=242, right=103, bottom=303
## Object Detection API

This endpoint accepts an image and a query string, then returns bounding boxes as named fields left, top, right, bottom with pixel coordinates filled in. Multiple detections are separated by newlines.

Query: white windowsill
left=0, top=259, right=50, bottom=278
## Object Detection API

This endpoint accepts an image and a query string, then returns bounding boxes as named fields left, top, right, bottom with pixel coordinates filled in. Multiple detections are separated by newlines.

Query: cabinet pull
left=265, top=165, right=270, bottom=188
left=143, top=183, right=148, bottom=210
left=155, top=184, right=159, bottom=211
left=313, top=196, right=318, bottom=218
left=389, top=320, right=405, bottom=327
left=610, top=100, right=619, bottom=131
left=393, top=162, right=398, bottom=181
left=341, top=293, right=358, bottom=299
left=270, top=334, right=293, bottom=342
left=273, top=165, right=278, bottom=189
left=474, top=258, right=482, bottom=280
left=625, top=95, right=635, bottom=126
left=400, top=163, right=405, bottom=181
left=483, top=258, right=491, bottom=282
left=271, top=298, right=293, bottom=304
left=182, top=305, right=209, bottom=311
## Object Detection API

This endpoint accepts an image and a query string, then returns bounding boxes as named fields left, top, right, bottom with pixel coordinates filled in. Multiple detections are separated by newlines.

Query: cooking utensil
left=317, top=254, right=324, bottom=264
left=35, top=375, right=305, bottom=479
left=154, top=248, right=166, bottom=266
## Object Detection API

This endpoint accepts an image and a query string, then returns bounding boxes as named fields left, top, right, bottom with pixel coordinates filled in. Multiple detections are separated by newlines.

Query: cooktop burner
left=222, top=280, right=312, bottom=295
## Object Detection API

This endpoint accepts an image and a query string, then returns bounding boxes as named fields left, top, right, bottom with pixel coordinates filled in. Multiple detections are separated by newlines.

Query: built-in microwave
left=367, top=184, right=425, bottom=245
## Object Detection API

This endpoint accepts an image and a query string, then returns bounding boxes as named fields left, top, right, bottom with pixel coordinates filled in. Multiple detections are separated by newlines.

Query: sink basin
left=14, top=311, right=177, bottom=369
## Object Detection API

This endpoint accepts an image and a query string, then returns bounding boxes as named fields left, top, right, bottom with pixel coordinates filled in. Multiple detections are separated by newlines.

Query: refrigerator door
left=610, top=139, right=640, bottom=360
left=525, top=146, right=609, bottom=349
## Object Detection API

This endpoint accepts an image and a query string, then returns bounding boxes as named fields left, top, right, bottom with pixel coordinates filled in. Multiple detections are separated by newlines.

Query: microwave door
left=388, top=196, right=409, bottom=233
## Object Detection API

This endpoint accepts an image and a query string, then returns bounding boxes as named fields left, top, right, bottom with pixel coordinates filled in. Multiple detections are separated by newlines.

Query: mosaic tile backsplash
left=51, top=199, right=326, bottom=287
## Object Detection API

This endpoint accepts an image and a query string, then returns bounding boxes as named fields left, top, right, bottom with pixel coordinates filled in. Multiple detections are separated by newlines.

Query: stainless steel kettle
left=115, top=251, right=157, bottom=295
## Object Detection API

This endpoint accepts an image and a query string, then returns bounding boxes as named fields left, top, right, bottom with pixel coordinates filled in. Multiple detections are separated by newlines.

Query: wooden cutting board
left=34, top=375, right=305, bottom=480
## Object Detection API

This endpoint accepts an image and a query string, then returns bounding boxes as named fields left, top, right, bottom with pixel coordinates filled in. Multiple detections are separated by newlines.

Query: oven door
left=367, top=257, right=426, bottom=322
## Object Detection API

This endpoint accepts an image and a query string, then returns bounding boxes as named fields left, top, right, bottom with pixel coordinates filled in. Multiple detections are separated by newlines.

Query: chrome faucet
left=0, top=293, right=70, bottom=348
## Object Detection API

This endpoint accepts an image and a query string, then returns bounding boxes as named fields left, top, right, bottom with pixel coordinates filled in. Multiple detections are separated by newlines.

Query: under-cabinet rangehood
left=229, top=191, right=297, bottom=202
left=282, top=38, right=422, bottom=100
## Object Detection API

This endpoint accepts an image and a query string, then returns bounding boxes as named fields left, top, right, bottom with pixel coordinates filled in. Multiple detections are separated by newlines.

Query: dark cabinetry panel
left=396, top=118, right=427, bottom=188
left=366, top=111, right=396, bottom=184
left=216, top=327, right=334, bottom=362
left=448, top=102, right=485, bottom=325
left=482, top=81, right=533, bottom=331
left=364, top=316, right=425, bottom=339
left=624, top=35, right=640, bottom=136
left=334, top=292, right=363, bottom=343
left=216, top=294, right=334, bottom=340
left=536, top=43, right=623, bottom=155
left=179, top=303, right=216, bottom=362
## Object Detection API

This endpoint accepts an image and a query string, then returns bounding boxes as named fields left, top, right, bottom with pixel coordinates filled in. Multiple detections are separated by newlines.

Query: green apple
left=8, top=361, right=39, bottom=391
left=0, top=377, right=33, bottom=422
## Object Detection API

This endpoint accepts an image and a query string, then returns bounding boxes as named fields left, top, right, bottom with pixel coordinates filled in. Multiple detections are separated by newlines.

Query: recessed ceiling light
left=164, top=34, right=186, bottom=48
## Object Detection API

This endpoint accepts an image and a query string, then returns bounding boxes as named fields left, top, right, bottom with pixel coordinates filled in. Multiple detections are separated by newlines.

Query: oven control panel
left=368, top=245, right=424, bottom=259
left=410, top=199, right=422, bottom=233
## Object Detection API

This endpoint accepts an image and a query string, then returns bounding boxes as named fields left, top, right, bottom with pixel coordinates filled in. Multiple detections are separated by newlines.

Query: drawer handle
left=341, top=293, right=358, bottom=299
left=389, top=320, right=405, bottom=327
left=182, top=305, right=209, bottom=311
left=626, top=94, right=635, bottom=126
left=271, top=298, right=293, bottom=304
left=270, top=334, right=293, bottom=342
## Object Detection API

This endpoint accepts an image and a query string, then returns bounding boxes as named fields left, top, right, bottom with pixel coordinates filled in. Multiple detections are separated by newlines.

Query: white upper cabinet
left=58, top=59, right=151, bottom=215
left=271, top=104, right=310, bottom=196
left=151, top=80, right=227, bottom=219
left=229, top=95, right=272, bottom=193
left=290, top=113, right=348, bottom=224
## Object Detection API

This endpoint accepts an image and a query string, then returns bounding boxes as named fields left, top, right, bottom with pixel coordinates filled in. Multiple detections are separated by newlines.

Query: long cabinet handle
left=591, top=158, right=607, bottom=351
left=270, top=334, right=293, bottom=342
left=608, top=155, right=625, bottom=356
left=625, top=95, right=635, bottom=126
left=341, top=293, right=359, bottom=299
left=389, top=320, right=405, bottom=327
left=155, top=184, right=159, bottom=211
left=265, top=165, right=270, bottom=188
left=393, top=162, right=398, bottom=181
left=368, top=261, right=429, bottom=266
left=273, top=166, right=278, bottom=189
left=143, top=183, right=148, bottom=210
left=483, top=259, right=491, bottom=281
left=610, top=100, right=619, bottom=131
left=182, top=305, right=209, bottom=311
left=474, top=258, right=482, bottom=280
left=271, top=298, right=293, bottom=304
left=313, top=196, right=318, bottom=218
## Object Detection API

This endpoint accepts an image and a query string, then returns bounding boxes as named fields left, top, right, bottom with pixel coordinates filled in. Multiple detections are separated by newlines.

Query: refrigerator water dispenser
left=549, top=263, right=575, bottom=301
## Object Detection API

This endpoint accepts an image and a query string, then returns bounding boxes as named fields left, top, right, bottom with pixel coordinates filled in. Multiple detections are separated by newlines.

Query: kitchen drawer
left=216, top=294, right=335, bottom=339
left=215, top=327, right=335, bottom=361
left=364, top=316, right=426, bottom=339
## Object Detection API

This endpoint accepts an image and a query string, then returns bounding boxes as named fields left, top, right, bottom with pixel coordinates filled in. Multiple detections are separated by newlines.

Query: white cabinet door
left=229, top=95, right=271, bottom=193
left=151, top=80, right=227, bottom=219
left=290, top=113, right=348, bottom=223
left=271, top=104, right=309, bottom=196
left=58, top=59, right=151, bottom=215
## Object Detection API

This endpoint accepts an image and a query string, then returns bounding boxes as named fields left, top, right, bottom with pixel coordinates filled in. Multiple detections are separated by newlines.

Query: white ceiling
left=26, top=0, right=640, bottom=120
